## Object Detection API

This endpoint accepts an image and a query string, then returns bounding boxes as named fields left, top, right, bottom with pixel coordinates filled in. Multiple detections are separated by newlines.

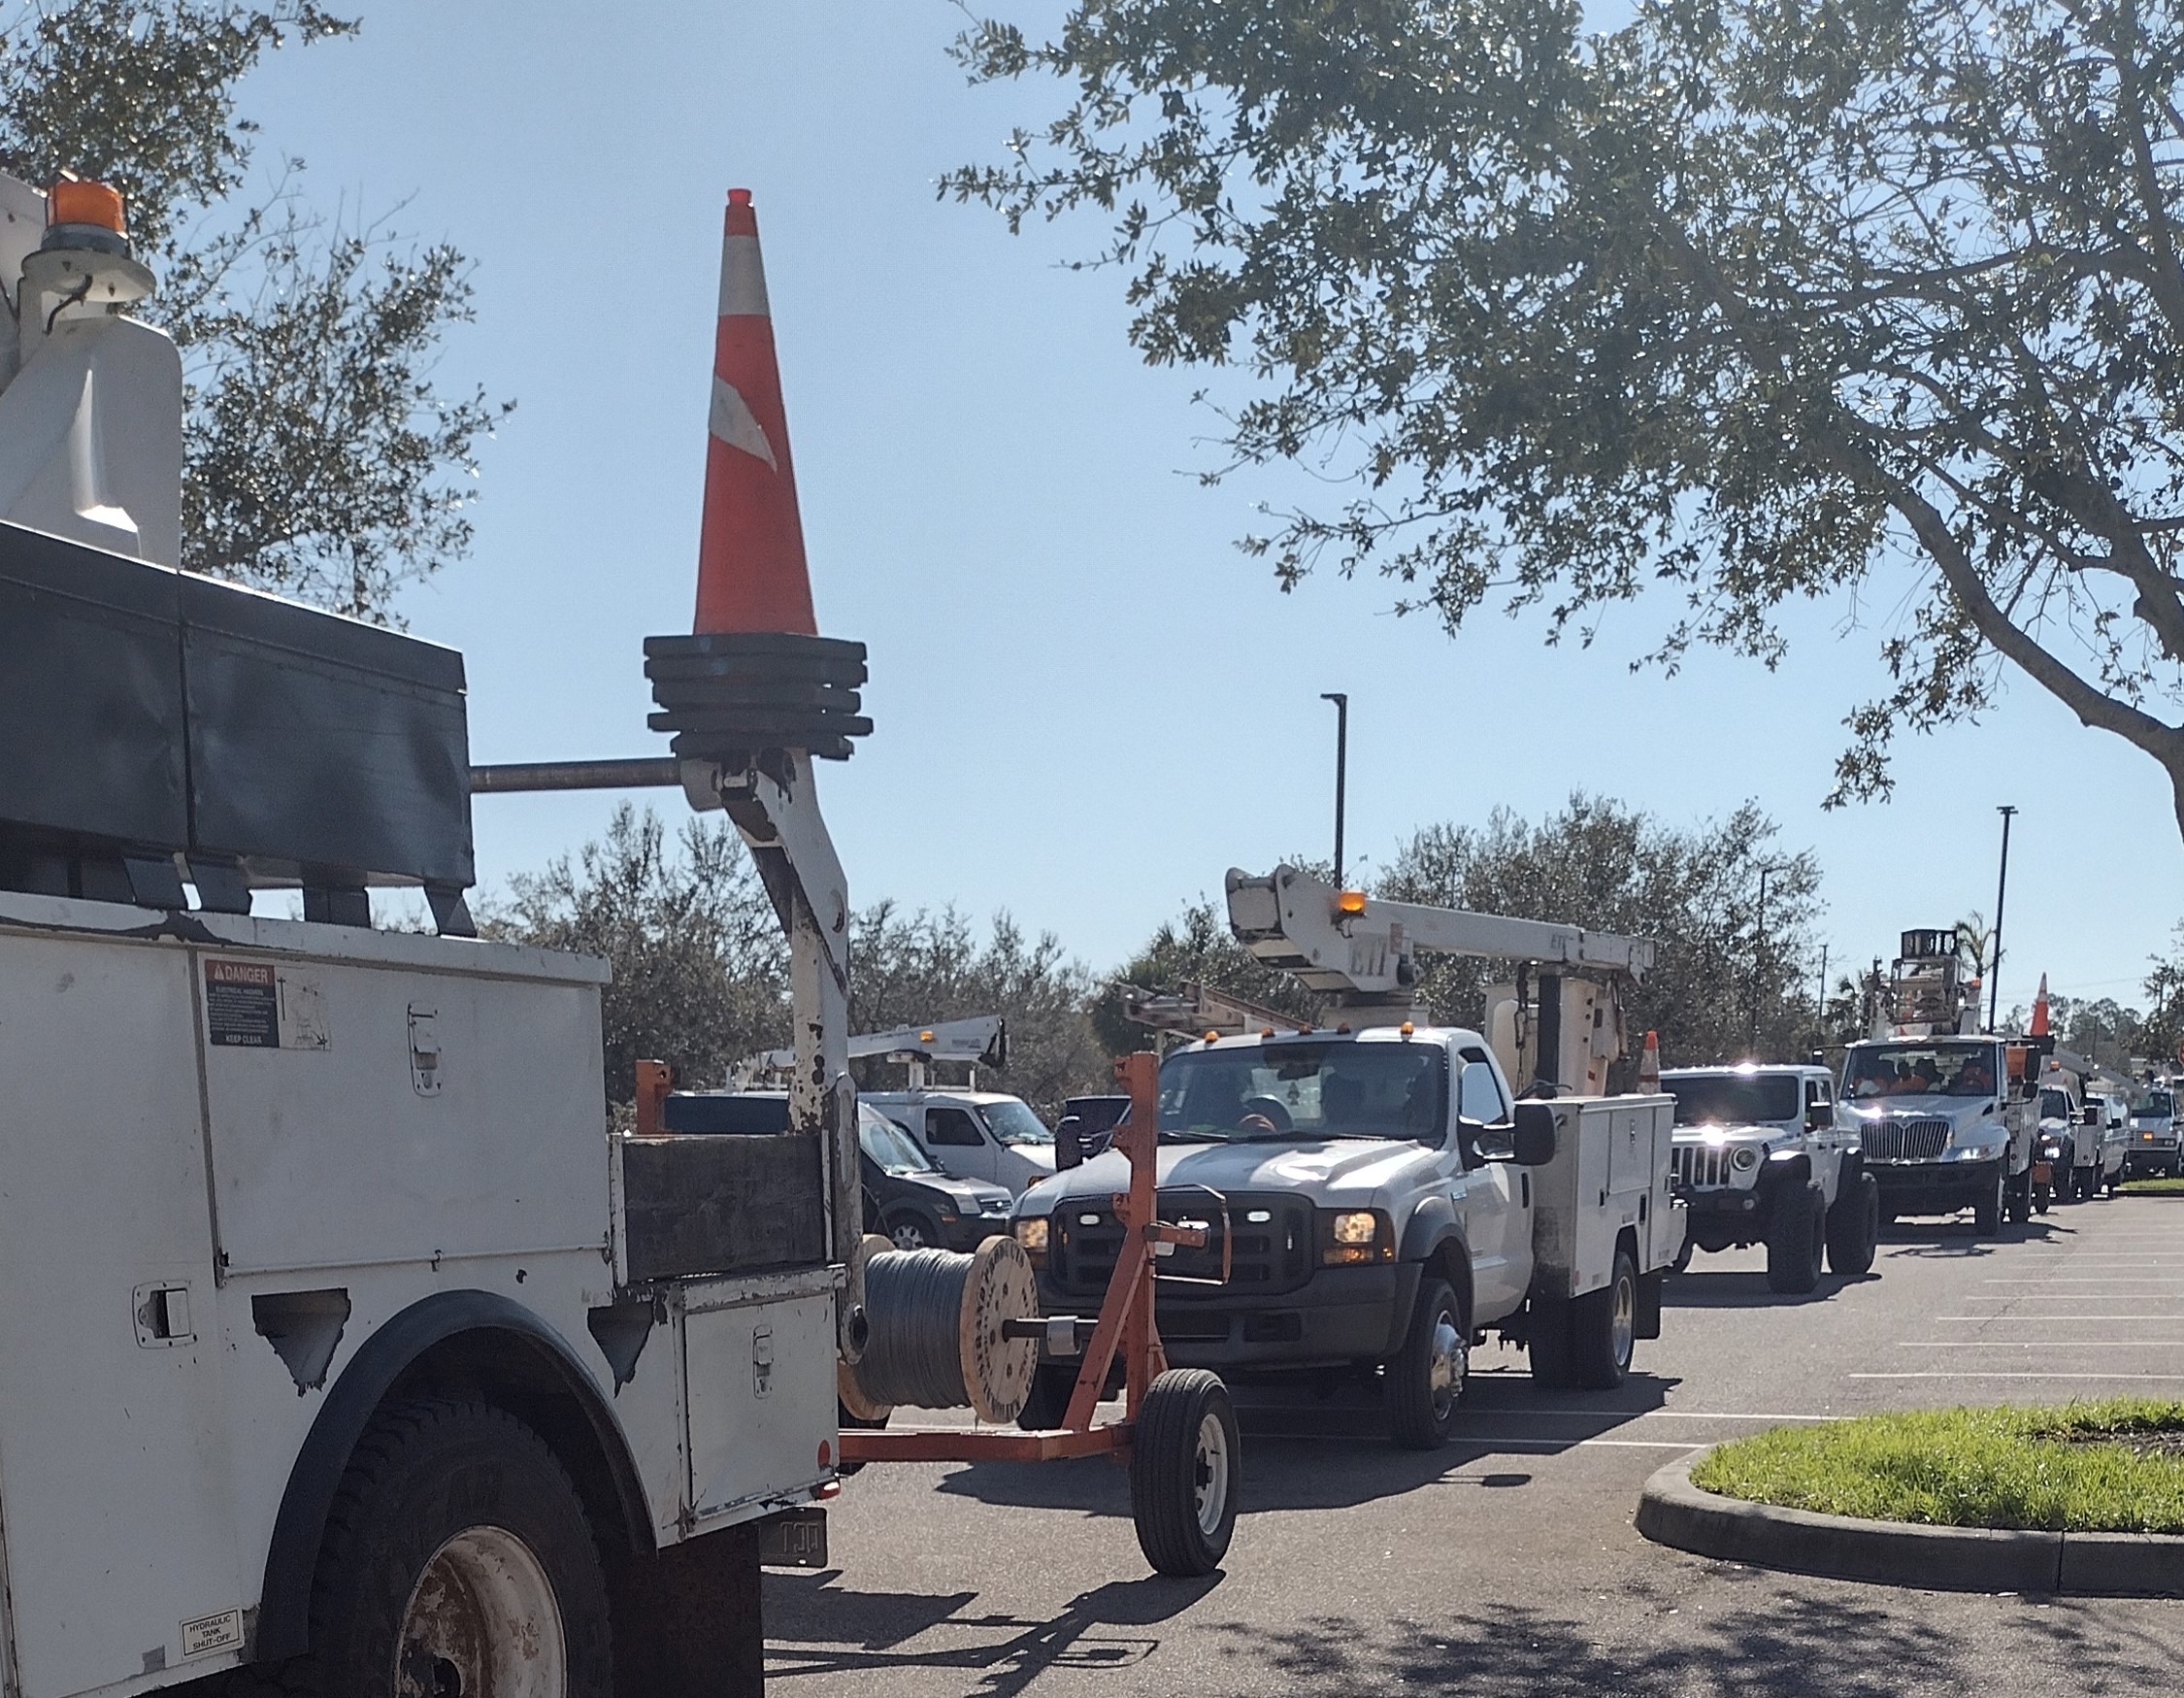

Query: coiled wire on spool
left=847, top=1236, right=1038, bottom=1422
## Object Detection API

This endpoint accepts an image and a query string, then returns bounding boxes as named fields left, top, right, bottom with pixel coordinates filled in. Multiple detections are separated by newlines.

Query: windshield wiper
left=1159, top=1129, right=1231, bottom=1143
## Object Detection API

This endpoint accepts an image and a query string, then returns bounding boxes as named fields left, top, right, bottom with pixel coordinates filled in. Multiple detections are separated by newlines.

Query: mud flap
left=1635, top=1270, right=1664, bottom=1341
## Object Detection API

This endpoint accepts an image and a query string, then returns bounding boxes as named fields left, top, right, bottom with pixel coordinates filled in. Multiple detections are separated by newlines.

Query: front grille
left=1671, top=1144, right=1737, bottom=1189
left=1860, top=1117, right=1951, bottom=1161
left=1050, top=1190, right=1313, bottom=1300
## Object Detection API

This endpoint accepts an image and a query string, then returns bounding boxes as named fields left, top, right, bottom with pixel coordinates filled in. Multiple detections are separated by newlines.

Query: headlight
left=1014, top=1216, right=1049, bottom=1251
left=1319, top=1209, right=1395, bottom=1266
left=1731, top=1147, right=1759, bottom=1171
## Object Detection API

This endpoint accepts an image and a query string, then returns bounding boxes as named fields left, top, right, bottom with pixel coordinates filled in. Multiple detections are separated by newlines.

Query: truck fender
left=1396, top=1199, right=1473, bottom=1328
left=256, top=1288, right=654, bottom=1662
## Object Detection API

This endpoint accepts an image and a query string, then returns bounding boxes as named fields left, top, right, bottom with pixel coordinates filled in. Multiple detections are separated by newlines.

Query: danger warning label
left=203, top=960, right=278, bottom=1048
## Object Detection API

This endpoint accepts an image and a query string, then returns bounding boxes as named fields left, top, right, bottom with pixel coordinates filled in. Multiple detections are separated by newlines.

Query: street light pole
left=1750, top=862, right=1774, bottom=1055
left=1321, top=692, right=1349, bottom=886
left=1990, top=805, right=2017, bottom=1030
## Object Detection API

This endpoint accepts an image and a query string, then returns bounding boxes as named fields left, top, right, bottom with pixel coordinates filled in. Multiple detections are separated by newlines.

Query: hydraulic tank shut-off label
left=203, top=959, right=329, bottom=1050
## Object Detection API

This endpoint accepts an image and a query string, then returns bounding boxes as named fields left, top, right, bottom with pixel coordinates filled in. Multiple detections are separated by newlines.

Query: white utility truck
left=1837, top=929, right=2039, bottom=1233
left=1011, top=867, right=1683, bottom=1448
left=0, top=170, right=859, bottom=1697
left=1659, top=1063, right=1879, bottom=1291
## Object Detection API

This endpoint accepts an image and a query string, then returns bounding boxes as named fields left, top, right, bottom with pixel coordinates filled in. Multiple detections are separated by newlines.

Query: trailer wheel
left=1765, top=1182, right=1825, bottom=1294
left=1567, top=1247, right=1638, bottom=1388
left=1385, top=1278, right=1468, bottom=1448
left=1130, top=1369, right=1239, bottom=1576
left=1825, top=1172, right=1880, bottom=1277
left=306, top=1399, right=612, bottom=1698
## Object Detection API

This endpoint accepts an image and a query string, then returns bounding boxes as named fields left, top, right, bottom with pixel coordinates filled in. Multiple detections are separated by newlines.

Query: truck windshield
left=981, top=1100, right=1053, bottom=1146
left=1159, top=1041, right=1447, bottom=1143
left=2040, top=1089, right=2072, bottom=1119
left=1664, top=1074, right=1799, bottom=1125
left=2137, top=1092, right=2174, bottom=1122
left=859, top=1107, right=940, bottom=1176
left=1842, top=1042, right=1997, bottom=1099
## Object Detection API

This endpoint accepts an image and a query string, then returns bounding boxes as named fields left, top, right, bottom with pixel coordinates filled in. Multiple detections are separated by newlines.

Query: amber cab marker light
left=1336, top=889, right=1368, bottom=916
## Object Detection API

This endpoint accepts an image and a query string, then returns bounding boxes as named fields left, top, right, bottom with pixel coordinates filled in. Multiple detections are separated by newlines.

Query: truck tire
left=1568, top=1247, right=1638, bottom=1388
left=1014, top=1362, right=1077, bottom=1431
left=1130, top=1369, right=1239, bottom=1576
left=1973, top=1164, right=2004, bottom=1235
left=884, top=1209, right=944, bottom=1251
left=1765, top=1182, right=1825, bottom=1294
left=2005, top=1168, right=2032, bottom=1225
left=306, top=1399, right=612, bottom=1698
left=1526, top=1298, right=1575, bottom=1389
left=1825, top=1172, right=1880, bottom=1277
left=1385, top=1277, right=1469, bottom=1448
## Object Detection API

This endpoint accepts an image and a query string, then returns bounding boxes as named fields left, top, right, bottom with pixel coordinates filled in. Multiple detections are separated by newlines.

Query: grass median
left=1690, top=1402, right=2184, bottom=1533
left=2118, top=1177, right=2184, bottom=1195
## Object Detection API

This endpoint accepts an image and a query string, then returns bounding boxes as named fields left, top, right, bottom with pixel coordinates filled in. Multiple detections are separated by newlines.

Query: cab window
left=923, top=1106, right=984, bottom=1148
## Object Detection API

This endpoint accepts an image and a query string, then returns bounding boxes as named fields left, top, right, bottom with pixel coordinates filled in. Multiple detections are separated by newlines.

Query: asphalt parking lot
left=765, top=1193, right=2184, bottom=1696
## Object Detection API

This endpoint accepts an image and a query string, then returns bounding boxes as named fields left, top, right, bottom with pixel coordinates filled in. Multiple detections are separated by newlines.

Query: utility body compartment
left=0, top=890, right=840, bottom=1697
left=1523, top=1094, right=1681, bottom=1297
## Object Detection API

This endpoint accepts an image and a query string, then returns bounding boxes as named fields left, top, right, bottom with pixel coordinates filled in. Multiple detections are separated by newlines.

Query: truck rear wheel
left=1825, top=1172, right=1880, bottom=1276
left=1130, top=1369, right=1239, bottom=1576
left=307, top=1399, right=612, bottom=1698
left=1765, top=1182, right=1825, bottom=1294
left=1386, top=1278, right=1469, bottom=1448
left=1568, top=1248, right=1638, bottom=1388
left=1014, top=1362, right=1077, bottom=1431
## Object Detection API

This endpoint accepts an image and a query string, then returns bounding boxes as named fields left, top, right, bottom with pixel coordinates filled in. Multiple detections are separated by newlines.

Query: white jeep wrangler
left=1662, top=1064, right=1880, bottom=1292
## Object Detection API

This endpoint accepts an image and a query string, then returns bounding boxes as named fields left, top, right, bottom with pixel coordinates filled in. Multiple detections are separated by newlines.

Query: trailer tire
left=303, top=1398, right=612, bottom=1698
left=1130, top=1369, right=1239, bottom=1577
left=1567, top=1247, right=1638, bottom=1388
left=1765, top=1182, right=1826, bottom=1294
left=1973, top=1164, right=2004, bottom=1235
left=1826, top=1172, right=1880, bottom=1276
left=1385, top=1278, right=1469, bottom=1448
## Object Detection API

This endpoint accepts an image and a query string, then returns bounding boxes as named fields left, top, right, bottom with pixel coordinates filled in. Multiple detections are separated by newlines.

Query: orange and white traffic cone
left=2030, top=975, right=2050, bottom=1038
left=693, top=187, right=816, bottom=637
left=1638, top=1030, right=1662, bottom=1092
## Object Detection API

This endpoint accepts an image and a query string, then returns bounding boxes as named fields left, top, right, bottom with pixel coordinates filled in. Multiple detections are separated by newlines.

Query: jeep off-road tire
left=304, top=1399, right=612, bottom=1698
left=1568, top=1247, right=1638, bottom=1388
left=1825, top=1171, right=1881, bottom=1277
left=1130, top=1369, right=1239, bottom=1576
left=1386, top=1278, right=1469, bottom=1449
left=1973, top=1164, right=2004, bottom=1236
left=1765, top=1182, right=1826, bottom=1294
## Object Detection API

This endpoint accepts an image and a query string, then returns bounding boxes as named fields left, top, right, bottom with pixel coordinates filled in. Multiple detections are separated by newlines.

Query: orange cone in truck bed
left=694, top=188, right=817, bottom=637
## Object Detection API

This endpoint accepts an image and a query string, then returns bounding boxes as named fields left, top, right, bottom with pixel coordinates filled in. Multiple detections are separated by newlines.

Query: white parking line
left=1935, top=1315, right=2184, bottom=1321
left=1903, top=1340, right=2184, bottom=1348
left=1851, top=1372, right=2184, bottom=1381
left=1462, top=1409, right=1834, bottom=1422
left=1982, top=1279, right=2184, bottom=1284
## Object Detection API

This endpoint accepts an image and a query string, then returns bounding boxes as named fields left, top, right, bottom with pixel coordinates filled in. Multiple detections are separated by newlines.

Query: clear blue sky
left=231, top=1, right=2179, bottom=1018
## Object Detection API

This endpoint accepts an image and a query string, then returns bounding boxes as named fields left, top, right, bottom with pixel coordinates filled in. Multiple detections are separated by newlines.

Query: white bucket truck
left=1011, top=867, right=1683, bottom=1448
left=0, top=170, right=859, bottom=1697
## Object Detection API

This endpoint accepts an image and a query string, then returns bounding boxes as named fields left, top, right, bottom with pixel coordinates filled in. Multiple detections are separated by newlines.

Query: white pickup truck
left=1012, top=1022, right=1681, bottom=1448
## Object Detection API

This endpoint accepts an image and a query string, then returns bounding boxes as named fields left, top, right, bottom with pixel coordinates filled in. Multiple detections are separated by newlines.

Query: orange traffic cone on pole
left=646, top=188, right=869, bottom=768
left=694, top=187, right=816, bottom=637
left=2030, top=975, right=2050, bottom=1038
left=1638, top=1030, right=1661, bottom=1092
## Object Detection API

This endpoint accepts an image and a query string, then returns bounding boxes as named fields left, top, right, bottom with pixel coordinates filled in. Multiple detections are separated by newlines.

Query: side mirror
left=1805, top=1104, right=1832, bottom=1131
left=1510, top=1103, right=1558, bottom=1167
left=2082, top=1106, right=2101, bottom=1126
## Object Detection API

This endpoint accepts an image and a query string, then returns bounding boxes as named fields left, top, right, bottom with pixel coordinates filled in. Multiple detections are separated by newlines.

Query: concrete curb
left=1636, top=1449, right=2184, bottom=1596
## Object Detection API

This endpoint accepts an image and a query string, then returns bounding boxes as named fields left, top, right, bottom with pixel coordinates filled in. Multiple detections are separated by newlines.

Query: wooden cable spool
left=844, top=1235, right=1039, bottom=1423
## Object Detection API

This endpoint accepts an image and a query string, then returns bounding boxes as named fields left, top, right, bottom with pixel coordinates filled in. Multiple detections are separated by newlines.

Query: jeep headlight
left=1731, top=1146, right=1759, bottom=1171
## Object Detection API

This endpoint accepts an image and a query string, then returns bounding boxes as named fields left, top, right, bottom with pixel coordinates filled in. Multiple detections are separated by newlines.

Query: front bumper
left=1869, top=1159, right=1997, bottom=1210
left=1033, top=1260, right=1421, bottom=1372
left=944, top=1215, right=1011, bottom=1251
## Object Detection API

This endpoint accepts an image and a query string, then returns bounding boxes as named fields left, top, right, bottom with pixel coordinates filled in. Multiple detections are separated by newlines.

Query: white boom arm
left=739, top=1015, right=1006, bottom=1084
left=1225, top=866, right=1655, bottom=1004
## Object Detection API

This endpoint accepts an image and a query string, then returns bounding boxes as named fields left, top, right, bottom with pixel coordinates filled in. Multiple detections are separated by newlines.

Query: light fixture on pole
left=1321, top=692, right=1349, bottom=886
left=1990, top=805, right=2017, bottom=1030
